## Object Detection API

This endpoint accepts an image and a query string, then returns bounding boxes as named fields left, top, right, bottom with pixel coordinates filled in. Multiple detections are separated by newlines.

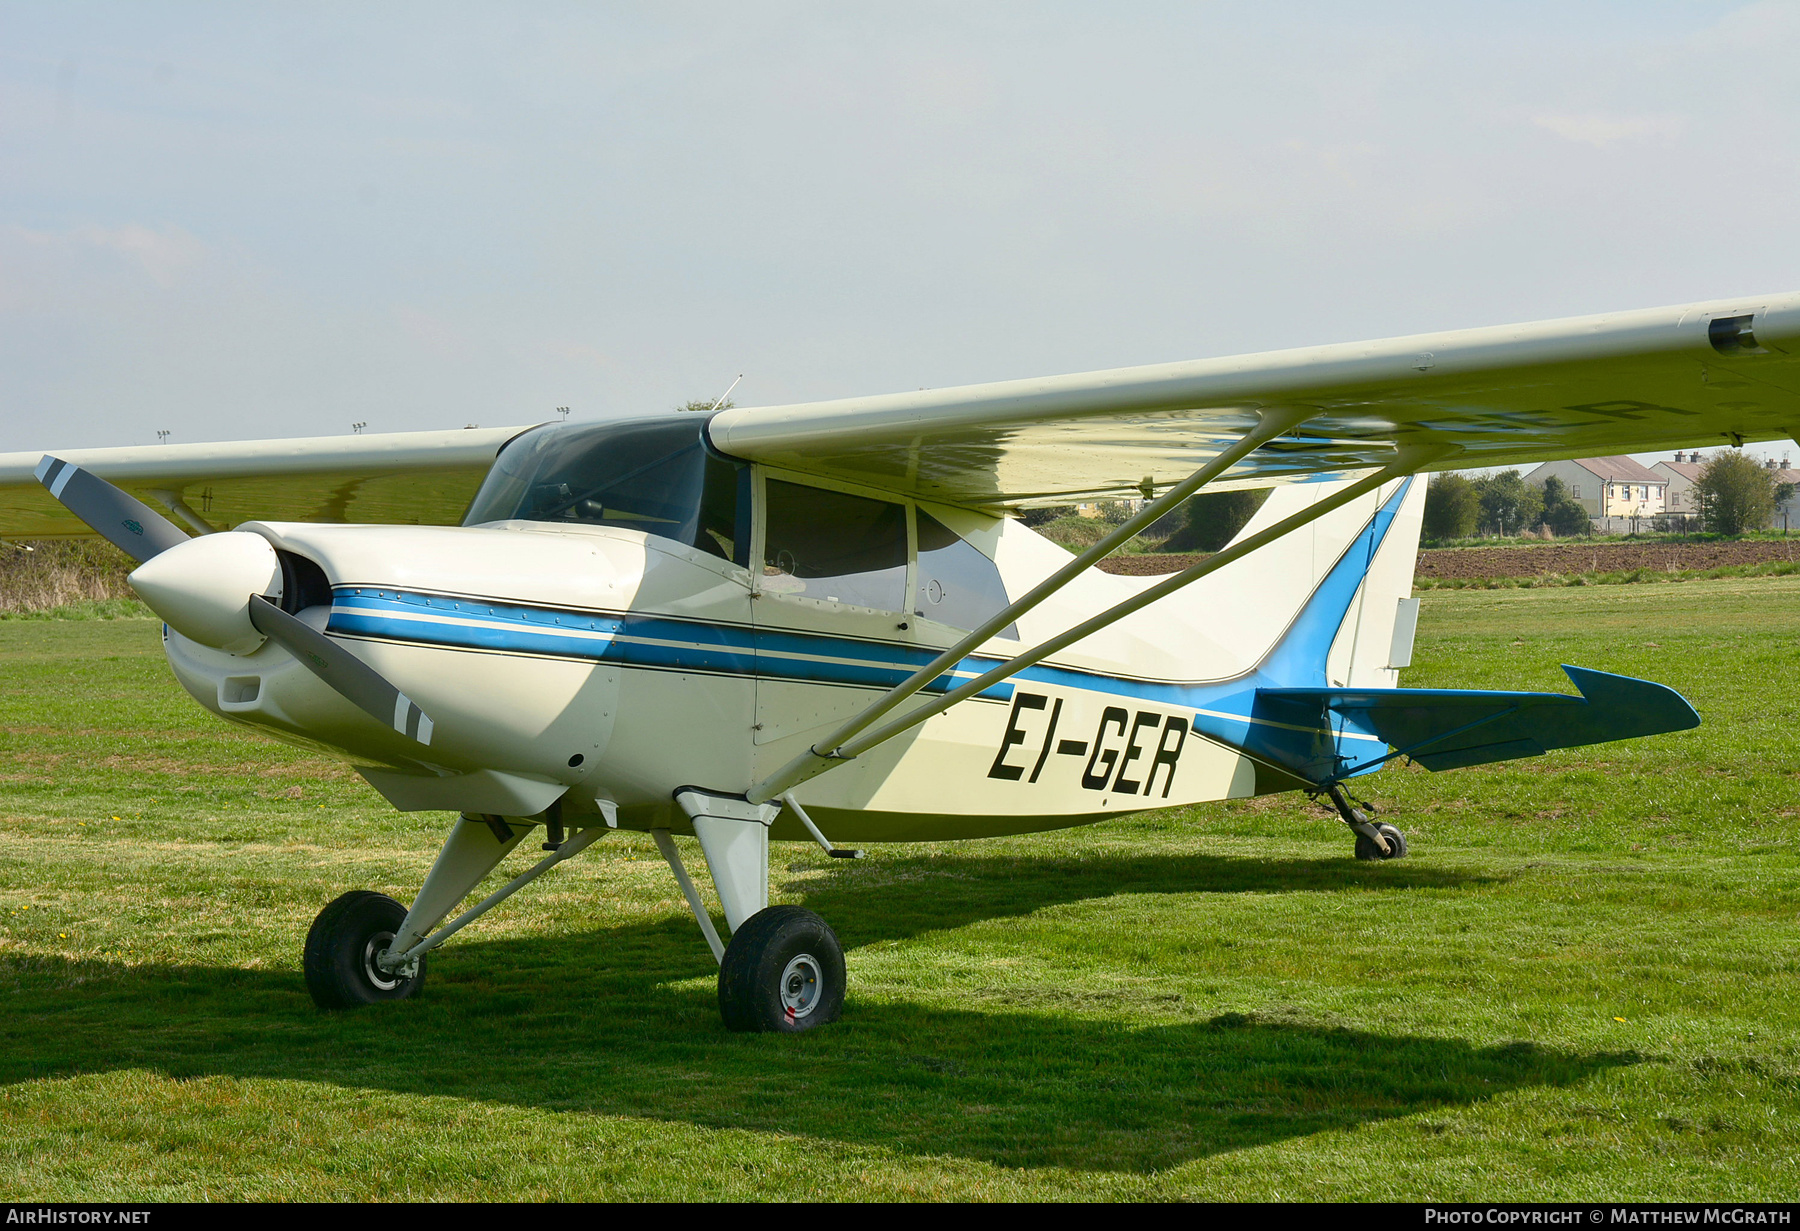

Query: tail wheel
left=303, top=890, right=425, bottom=1009
left=718, top=905, right=846, bottom=1032
left=1354, top=822, right=1408, bottom=861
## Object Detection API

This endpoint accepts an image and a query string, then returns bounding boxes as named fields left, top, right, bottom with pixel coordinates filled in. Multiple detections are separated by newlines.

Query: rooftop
left=1567, top=455, right=1666, bottom=484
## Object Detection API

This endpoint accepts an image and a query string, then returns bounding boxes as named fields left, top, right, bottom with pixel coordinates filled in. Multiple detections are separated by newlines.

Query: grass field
left=2, top=580, right=1798, bottom=1200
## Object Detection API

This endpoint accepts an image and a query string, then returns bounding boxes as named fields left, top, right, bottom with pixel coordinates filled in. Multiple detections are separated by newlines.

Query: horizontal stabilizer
left=1240, top=666, right=1699, bottom=784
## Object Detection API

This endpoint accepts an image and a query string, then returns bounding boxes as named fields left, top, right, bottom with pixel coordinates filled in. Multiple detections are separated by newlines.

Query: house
left=1074, top=498, right=1146, bottom=519
left=1650, top=452, right=1704, bottom=522
left=1654, top=450, right=1800, bottom=530
left=1763, top=457, right=1800, bottom=532
left=1777, top=466, right=1800, bottom=531
left=1522, top=455, right=1666, bottom=532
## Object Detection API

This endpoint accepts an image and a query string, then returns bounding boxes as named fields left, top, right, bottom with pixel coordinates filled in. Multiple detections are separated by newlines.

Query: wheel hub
left=362, top=930, right=404, bottom=991
left=779, top=953, right=823, bottom=1019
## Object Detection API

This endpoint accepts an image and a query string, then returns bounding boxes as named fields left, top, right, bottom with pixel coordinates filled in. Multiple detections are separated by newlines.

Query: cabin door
left=749, top=474, right=919, bottom=768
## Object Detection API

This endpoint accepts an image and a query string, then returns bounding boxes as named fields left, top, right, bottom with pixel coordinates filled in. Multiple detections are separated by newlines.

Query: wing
left=0, top=426, right=534, bottom=539
left=708, top=293, right=1800, bottom=507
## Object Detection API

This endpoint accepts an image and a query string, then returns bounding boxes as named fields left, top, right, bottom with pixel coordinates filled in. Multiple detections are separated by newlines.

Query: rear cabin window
left=915, top=511, right=1017, bottom=638
left=463, top=418, right=748, bottom=565
left=762, top=480, right=907, bottom=611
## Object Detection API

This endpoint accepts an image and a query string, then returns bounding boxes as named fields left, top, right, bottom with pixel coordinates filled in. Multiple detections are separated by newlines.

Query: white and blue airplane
left=5, top=292, right=1792, bottom=1031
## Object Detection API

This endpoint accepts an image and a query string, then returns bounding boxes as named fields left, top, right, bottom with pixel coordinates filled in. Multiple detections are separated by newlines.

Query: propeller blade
left=247, top=595, right=436, bottom=746
left=34, top=455, right=191, bottom=563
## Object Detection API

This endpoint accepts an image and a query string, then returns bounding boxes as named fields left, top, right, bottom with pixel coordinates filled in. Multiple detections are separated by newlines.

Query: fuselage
left=155, top=418, right=1424, bottom=841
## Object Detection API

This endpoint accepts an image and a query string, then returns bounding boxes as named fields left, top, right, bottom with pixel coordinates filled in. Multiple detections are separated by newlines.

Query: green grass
left=1032, top=516, right=1166, bottom=556
left=2, top=581, right=1798, bottom=1200
left=0, top=597, right=154, bottom=621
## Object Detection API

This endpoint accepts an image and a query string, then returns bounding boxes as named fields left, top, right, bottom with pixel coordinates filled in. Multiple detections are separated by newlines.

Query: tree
left=1422, top=473, right=1480, bottom=541
left=1539, top=474, right=1569, bottom=510
left=1536, top=474, right=1591, bottom=537
left=676, top=398, right=734, bottom=413
left=1162, top=489, right=1271, bottom=553
left=1542, top=499, right=1591, bottom=538
left=1474, top=470, right=1542, bottom=537
left=1694, top=451, right=1777, bottom=534
left=1019, top=506, right=1074, bottom=528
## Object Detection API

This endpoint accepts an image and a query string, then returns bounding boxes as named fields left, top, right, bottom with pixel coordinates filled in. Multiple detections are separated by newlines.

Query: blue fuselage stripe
left=325, top=479, right=1409, bottom=738
left=327, top=592, right=1015, bottom=699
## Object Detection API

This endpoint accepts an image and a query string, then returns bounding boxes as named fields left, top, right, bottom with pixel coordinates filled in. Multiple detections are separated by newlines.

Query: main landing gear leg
left=670, top=788, right=846, bottom=1033
left=305, top=812, right=527, bottom=1008
left=304, top=804, right=613, bottom=1009
left=1324, top=782, right=1408, bottom=861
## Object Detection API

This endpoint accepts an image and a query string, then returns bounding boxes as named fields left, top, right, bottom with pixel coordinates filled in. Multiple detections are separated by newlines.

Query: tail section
left=1183, top=471, right=1426, bottom=690
left=1184, top=474, right=1699, bottom=787
left=1244, top=666, right=1700, bottom=785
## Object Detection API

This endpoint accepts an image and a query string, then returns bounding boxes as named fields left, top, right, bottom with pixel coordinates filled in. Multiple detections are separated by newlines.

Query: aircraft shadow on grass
left=1, top=850, right=1632, bottom=1173
left=790, top=847, right=1507, bottom=947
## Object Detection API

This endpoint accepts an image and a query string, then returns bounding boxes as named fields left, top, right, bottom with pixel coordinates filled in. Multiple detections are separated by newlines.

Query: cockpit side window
left=915, top=510, right=1017, bottom=638
left=762, top=479, right=907, bottom=611
left=464, top=417, right=748, bottom=568
left=697, top=453, right=750, bottom=566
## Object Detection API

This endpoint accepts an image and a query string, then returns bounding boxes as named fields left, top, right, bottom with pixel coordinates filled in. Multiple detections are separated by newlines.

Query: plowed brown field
left=1097, top=539, right=1800, bottom=578
left=1098, top=553, right=1211, bottom=576
left=1415, top=540, right=1800, bottom=579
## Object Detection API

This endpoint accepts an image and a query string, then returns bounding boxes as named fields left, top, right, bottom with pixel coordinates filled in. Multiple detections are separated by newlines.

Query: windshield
left=463, top=417, right=747, bottom=564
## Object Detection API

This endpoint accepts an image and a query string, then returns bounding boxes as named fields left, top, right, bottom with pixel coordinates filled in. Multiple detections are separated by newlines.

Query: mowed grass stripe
left=0, top=581, right=1796, bottom=1200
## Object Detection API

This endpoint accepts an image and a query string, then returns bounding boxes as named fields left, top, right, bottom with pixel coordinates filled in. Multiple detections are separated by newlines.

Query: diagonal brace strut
left=746, top=407, right=1314, bottom=803
left=381, top=824, right=610, bottom=971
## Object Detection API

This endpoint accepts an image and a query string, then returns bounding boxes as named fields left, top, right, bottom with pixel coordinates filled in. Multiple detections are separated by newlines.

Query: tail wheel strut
left=1323, top=782, right=1407, bottom=861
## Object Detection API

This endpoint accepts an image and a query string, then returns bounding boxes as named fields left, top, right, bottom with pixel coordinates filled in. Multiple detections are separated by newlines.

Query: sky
left=3, top=1, right=1799, bottom=467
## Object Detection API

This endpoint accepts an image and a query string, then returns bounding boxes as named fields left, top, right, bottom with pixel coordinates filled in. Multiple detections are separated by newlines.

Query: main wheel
left=303, top=890, right=425, bottom=1009
left=1354, top=822, right=1408, bottom=861
left=718, top=905, right=845, bottom=1033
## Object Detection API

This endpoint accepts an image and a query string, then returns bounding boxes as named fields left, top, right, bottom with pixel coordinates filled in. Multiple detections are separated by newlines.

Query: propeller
left=248, top=597, right=436, bottom=746
left=36, top=454, right=437, bottom=748
left=34, top=455, right=190, bottom=562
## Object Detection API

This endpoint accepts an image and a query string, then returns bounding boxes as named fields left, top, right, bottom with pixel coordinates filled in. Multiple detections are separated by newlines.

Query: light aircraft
left=5, top=292, right=1793, bottom=1031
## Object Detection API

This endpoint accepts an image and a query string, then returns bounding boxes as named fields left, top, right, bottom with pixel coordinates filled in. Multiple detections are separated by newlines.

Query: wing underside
left=8, top=293, right=1800, bottom=535
left=0, top=426, right=533, bottom=539
left=709, top=293, right=1800, bottom=508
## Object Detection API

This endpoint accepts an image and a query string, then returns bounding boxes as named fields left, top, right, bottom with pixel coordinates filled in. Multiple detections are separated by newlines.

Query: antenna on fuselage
left=707, top=374, right=743, bottom=412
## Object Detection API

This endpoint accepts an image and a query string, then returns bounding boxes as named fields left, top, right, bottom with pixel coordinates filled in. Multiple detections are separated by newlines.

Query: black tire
left=303, top=890, right=425, bottom=1009
left=1354, top=823, right=1408, bottom=861
left=717, top=905, right=845, bottom=1033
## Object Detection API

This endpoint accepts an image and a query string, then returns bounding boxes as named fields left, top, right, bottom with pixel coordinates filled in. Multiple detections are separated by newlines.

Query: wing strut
left=743, top=406, right=1308, bottom=803
left=746, top=435, right=1455, bottom=804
